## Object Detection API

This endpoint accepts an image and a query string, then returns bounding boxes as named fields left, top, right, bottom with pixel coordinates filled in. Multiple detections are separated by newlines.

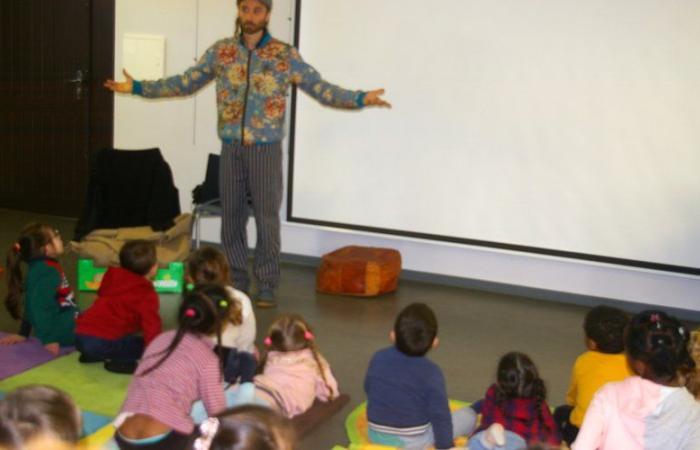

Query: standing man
left=106, top=0, right=390, bottom=307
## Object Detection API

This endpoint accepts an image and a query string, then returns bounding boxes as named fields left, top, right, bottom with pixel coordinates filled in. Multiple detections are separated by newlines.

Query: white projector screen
left=288, top=0, right=700, bottom=275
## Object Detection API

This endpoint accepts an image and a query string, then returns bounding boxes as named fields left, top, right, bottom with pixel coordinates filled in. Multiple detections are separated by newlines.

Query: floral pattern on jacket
left=134, top=32, right=365, bottom=145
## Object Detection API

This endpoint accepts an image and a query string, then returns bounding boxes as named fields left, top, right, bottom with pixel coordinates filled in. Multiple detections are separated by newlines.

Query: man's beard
left=241, top=20, right=267, bottom=35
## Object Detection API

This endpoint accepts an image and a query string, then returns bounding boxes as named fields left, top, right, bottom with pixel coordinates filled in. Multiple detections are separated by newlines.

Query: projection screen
left=288, top=0, right=700, bottom=275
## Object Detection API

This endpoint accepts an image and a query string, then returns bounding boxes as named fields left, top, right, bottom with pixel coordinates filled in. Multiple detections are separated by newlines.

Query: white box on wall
left=123, top=33, right=166, bottom=79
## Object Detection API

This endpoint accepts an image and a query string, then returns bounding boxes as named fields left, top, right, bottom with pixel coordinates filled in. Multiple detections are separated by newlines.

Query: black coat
left=74, top=148, right=180, bottom=240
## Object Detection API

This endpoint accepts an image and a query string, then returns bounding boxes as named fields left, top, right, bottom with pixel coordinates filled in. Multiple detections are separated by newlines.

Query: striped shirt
left=118, top=331, right=226, bottom=434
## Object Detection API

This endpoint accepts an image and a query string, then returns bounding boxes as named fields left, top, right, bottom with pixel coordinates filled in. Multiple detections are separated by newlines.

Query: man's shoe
left=255, top=288, right=277, bottom=308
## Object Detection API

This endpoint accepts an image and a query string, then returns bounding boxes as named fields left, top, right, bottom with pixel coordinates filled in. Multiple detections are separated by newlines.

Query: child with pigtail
left=253, top=313, right=339, bottom=418
left=191, top=313, right=339, bottom=424
left=113, top=283, right=241, bottom=450
left=470, top=352, right=560, bottom=450
left=1, top=223, right=77, bottom=354
left=573, top=310, right=700, bottom=450
left=186, top=246, right=257, bottom=383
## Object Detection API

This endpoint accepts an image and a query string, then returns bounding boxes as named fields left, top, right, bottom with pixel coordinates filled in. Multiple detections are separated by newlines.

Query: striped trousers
left=220, top=141, right=282, bottom=292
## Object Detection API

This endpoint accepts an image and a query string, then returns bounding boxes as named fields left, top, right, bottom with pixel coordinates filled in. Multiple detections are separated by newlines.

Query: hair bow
left=304, top=330, right=315, bottom=341
left=193, top=417, right=220, bottom=450
left=264, top=336, right=273, bottom=347
left=185, top=308, right=197, bottom=318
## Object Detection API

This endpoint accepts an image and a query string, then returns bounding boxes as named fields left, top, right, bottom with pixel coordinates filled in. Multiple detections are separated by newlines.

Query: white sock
left=479, top=423, right=506, bottom=449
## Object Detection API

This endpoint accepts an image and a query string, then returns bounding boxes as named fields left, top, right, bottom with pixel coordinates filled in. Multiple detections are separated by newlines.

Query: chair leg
left=192, top=210, right=201, bottom=250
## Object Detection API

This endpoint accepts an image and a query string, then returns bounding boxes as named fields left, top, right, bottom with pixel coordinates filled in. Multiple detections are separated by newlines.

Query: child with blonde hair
left=187, top=246, right=256, bottom=383
left=252, top=314, right=339, bottom=418
left=1, top=223, right=77, bottom=354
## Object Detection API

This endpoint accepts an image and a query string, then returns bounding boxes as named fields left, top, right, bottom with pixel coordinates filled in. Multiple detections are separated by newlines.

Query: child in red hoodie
left=75, top=240, right=161, bottom=374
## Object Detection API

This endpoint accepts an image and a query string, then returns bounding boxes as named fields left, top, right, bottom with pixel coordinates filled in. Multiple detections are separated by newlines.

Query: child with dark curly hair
left=471, top=352, right=560, bottom=450
left=554, top=306, right=632, bottom=445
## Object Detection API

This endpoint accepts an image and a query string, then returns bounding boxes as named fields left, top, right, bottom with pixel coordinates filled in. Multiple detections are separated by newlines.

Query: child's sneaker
left=481, top=423, right=506, bottom=449
left=104, top=360, right=138, bottom=374
left=79, top=354, right=104, bottom=364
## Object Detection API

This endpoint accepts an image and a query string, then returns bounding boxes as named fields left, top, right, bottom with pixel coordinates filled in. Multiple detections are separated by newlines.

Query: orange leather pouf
left=316, top=246, right=402, bottom=296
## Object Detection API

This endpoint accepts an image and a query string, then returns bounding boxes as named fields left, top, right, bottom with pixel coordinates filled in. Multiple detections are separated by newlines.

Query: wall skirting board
left=198, top=240, right=700, bottom=323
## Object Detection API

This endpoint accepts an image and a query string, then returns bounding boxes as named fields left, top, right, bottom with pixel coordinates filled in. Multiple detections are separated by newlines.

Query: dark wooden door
left=0, top=0, right=114, bottom=217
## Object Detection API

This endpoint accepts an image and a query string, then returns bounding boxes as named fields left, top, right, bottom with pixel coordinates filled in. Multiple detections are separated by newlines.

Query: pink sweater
left=254, top=348, right=339, bottom=418
left=572, top=376, right=700, bottom=450
left=117, top=331, right=226, bottom=434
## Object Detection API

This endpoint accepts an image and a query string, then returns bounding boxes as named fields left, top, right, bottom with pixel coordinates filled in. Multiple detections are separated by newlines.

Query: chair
left=191, top=153, right=254, bottom=249
left=70, top=148, right=189, bottom=292
left=192, top=154, right=222, bottom=249
left=74, top=147, right=181, bottom=241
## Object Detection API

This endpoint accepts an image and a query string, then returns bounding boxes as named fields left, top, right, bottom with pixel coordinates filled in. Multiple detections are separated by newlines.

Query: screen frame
left=286, top=0, right=700, bottom=277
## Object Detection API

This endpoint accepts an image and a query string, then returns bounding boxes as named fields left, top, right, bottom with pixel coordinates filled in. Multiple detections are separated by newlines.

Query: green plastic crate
left=77, top=259, right=184, bottom=293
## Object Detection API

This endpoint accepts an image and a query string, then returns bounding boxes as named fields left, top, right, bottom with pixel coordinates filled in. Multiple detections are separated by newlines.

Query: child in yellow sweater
left=554, top=306, right=633, bottom=445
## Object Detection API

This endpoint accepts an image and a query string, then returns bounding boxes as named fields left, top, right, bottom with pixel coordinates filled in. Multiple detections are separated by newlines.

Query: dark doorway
left=0, top=0, right=114, bottom=217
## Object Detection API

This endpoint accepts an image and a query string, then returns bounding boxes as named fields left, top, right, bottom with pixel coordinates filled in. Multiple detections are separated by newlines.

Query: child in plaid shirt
left=471, top=352, right=560, bottom=449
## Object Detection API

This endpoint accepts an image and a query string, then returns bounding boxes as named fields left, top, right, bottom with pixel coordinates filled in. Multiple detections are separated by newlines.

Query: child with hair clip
left=191, top=404, right=296, bottom=450
left=251, top=313, right=339, bottom=418
left=470, top=352, right=559, bottom=450
left=113, top=284, right=237, bottom=450
left=573, top=310, right=700, bottom=450
left=0, top=384, right=82, bottom=450
left=0, top=223, right=77, bottom=355
left=187, top=246, right=257, bottom=383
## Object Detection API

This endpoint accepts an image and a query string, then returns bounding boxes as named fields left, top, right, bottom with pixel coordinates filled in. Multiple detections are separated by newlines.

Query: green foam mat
left=345, top=400, right=470, bottom=449
left=0, top=352, right=131, bottom=417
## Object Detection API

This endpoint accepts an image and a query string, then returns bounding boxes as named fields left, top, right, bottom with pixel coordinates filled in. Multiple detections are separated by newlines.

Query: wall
left=114, top=0, right=700, bottom=312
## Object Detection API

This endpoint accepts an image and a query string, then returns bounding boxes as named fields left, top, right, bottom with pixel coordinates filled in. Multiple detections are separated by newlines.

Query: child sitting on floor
left=75, top=239, right=161, bottom=374
left=113, top=284, right=236, bottom=450
left=553, top=305, right=632, bottom=445
left=471, top=352, right=560, bottom=450
left=1, top=223, right=77, bottom=355
left=187, top=246, right=256, bottom=383
left=572, top=310, right=700, bottom=449
left=364, top=303, right=476, bottom=450
left=0, top=384, right=82, bottom=450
